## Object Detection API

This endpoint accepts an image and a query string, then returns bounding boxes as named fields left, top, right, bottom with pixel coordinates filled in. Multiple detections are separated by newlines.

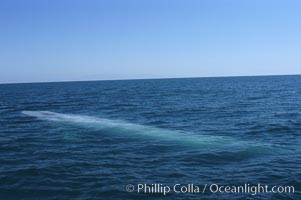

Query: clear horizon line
left=1, top=73, right=301, bottom=85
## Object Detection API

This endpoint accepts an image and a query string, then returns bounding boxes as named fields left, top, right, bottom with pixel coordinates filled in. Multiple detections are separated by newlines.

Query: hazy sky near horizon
left=1, top=0, right=301, bottom=83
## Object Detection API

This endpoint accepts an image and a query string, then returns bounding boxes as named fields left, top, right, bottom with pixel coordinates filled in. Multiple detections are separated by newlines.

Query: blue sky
left=1, top=0, right=301, bottom=83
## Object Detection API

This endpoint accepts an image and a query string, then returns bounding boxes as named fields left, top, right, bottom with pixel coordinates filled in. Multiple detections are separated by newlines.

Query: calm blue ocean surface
left=0, top=76, right=301, bottom=199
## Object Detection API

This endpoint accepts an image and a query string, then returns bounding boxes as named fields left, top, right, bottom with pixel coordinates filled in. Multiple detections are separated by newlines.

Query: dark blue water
left=1, top=76, right=301, bottom=199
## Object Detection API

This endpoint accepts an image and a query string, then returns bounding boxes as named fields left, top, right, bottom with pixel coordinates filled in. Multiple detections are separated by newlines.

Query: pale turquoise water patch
left=22, top=110, right=268, bottom=152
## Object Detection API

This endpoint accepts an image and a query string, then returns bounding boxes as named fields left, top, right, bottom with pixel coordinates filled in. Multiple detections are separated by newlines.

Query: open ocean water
left=0, top=75, right=301, bottom=199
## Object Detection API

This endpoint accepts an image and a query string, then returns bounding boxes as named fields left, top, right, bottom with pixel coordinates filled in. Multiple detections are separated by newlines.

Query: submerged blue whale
left=22, top=110, right=269, bottom=152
